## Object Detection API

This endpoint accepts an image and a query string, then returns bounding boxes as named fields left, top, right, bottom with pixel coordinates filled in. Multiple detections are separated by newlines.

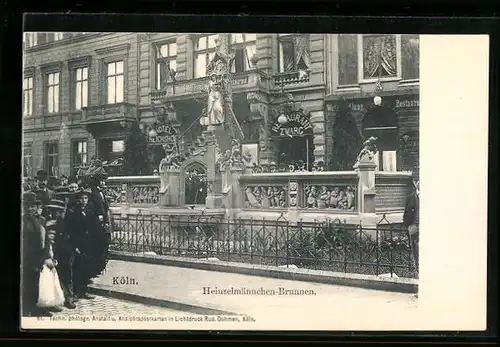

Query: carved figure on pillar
left=355, top=136, right=378, bottom=165
left=206, top=35, right=234, bottom=126
left=207, top=77, right=225, bottom=125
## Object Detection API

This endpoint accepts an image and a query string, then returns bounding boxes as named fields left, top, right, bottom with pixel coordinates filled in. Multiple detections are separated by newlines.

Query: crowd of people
left=22, top=163, right=112, bottom=317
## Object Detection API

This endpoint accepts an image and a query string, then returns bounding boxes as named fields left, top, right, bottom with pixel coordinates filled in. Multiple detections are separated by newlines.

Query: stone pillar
left=247, top=91, right=273, bottom=164
left=221, top=167, right=231, bottom=209
left=286, top=179, right=300, bottom=222
left=354, top=156, right=377, bottom=224
left=205, top=127, right=223, bottom=209
left=310, top=110, right=326, bottom=165
left=230, top=167, right=244, bottom=209
left=159, top=167, right=180, bottom=206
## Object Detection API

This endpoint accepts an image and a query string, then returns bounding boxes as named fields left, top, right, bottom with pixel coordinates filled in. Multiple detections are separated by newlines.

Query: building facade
left=22, top=32, right=419, bottom=178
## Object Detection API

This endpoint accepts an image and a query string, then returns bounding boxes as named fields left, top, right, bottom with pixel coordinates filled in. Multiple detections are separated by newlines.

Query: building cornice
left=40, top=61, right=63, bottom=73
left=23, top=67, right=36, bottom=76
left=23, top=33, right=104, bottom=54
left=67, top=55, right=92, bottom=68
left=95, top=43, right=130, bottom=56
left=325, top=85, right=419, bottom=102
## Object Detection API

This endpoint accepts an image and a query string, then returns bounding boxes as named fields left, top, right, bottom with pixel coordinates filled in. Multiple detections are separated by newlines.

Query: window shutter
left=102, top=61, right=108, bottom=104
left=160, top=61, right=168, bottom=87
left=42, top=74, right=48, bottom=114
left=70, top=69, right=76, bottom=110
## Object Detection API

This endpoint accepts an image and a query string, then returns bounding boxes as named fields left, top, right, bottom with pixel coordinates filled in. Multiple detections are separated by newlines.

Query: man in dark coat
left=22, top=192, right=53, bottom=317
left=403, top=174, right=420, bottom=276
left=64, top=189, right=96, bottom=300
left=35, top=170, right=53, bottom=206
left=46, top=199, right=76, bottom=309
left=86, top=175, right=111, bottom=279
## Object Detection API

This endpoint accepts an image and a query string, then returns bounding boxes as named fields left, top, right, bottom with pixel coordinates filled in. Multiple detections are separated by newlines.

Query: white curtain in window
left=115, top=74, right=124, bottom=103
left=195, top=53, right=207, bottom=78
left=294, top=35, right=311, bottom=70
left=382, top=151, right=397, bottom=172
left=245, top=44, right=257, bottom=70
left=82, top=79, right=88, bottom=108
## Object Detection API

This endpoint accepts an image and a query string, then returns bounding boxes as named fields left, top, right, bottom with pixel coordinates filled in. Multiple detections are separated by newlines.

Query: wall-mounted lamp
left=278, top=114, right=288, bottom=125
left=149, top=128, right=158, bottom=137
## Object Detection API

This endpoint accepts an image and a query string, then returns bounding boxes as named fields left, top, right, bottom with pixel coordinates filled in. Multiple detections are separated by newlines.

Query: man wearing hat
left=64, top=188, right=96, bottom=300
left=46, top=199, right=77, bottom=309
left=35, top=170, right=53, bottom=206
left=59, top=174, right=69, bottom=187
left=403, top=170, right=420, bottom=278
left=22, top=192, right=54, bottom=317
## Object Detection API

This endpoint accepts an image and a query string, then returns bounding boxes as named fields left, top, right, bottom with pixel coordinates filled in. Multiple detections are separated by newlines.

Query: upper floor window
left=401, top=34, right=420, bottom=81
left=46, top=72, right=60, bottom=113
left=155, top=42, right=177, bottom=90
left=194, top=34, right=218, bottom=78
left=72, top=66, right=89, bottom=110
left=72, top=140, right=88, bottom=167
left=23, top=76, right=34, bottom=116
left=24, top=33, right=38, bottom=48
left=337, top=34, right=419, bottom=86
left=23, top=143, right=33, bottom=177
left=230, top=34, right=257, bottom=73
left=45, top=142, right=59, bottom=176
left=278, top=34, right=311, bottom=73
left=105, top=61, right=124, bottom=104
left=362, top=34, right=397, bottom=80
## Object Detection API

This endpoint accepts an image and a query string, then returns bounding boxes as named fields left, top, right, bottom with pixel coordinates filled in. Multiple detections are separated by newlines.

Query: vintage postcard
left=20, top=30, right=488, bottom=331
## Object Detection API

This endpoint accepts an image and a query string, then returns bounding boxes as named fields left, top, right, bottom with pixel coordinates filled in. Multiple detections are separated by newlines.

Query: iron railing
left=109, top=212, right=416, bottom=279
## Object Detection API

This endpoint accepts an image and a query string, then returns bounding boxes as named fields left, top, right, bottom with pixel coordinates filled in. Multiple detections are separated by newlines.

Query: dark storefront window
left=362, top=106, right=399, bottom=172
left=278, top=137, right=314, bottom=171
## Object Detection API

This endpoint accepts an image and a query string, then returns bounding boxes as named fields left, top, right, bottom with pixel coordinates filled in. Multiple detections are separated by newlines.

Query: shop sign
left=149, top=124, right=180, bottom=146
left=271, top=110, right=313, bottom=138
left=395, top=99, right=419, bottom=108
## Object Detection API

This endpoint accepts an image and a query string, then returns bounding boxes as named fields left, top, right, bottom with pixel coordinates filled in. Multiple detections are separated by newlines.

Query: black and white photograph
left=20, top=29, right=488, bottom=331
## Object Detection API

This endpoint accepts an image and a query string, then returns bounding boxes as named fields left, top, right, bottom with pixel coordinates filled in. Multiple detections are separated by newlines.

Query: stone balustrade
left=105, top=175, right=161, bottom=206
left=105, top=166, right=412, bottom=226
left=239, top=171, right=358, bottom=212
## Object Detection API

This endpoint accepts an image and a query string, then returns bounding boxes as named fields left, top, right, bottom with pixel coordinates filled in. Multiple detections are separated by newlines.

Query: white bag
left=36, top=265, right=65, bottom=308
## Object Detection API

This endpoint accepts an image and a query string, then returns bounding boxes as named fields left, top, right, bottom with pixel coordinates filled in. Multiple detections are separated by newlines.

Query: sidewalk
left=90, top=259, right=419, bottom=329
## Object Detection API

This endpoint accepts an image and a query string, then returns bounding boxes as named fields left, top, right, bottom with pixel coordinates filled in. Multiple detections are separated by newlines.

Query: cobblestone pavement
left=50, top=295, right=182, bottom=317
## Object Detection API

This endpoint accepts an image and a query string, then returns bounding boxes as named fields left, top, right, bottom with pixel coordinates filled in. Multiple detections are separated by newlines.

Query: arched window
left=184, top=163, right=207, bottom=205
